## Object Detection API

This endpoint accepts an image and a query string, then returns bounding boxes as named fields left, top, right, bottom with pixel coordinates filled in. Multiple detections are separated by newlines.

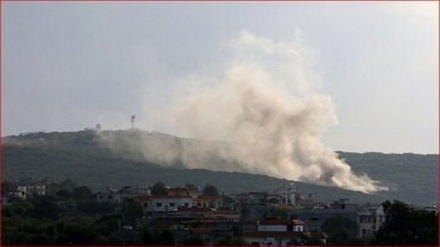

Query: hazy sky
left=3, top=2, right=438, bottom=154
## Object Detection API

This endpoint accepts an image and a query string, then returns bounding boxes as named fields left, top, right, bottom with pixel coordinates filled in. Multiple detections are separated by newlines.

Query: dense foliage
left=2, top=180, right=124, bottom=245
left=372, top=200, right=438, bottom=245
left=202, top=184, right=220, bottom=196
left=2, top=179, right=247, bottom=245
left=150, top=181, right=168, bottom=196
left=321, top=216, right=361, bottom=245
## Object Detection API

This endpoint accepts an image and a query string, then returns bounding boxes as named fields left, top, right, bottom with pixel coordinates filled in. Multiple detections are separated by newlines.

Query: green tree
left=372, top=200, right=438, bottom=245
left=121, top=198, right=144, bottom=225
left=56, top=190, right=73, bottom=200
left=32, top=196, right=60, bottom=221
left=73, top=186, right=92, bottom=201
left=202, top=184, right=219, bottom=196
left=77, top=201, right=115, bottom=215
left=140, top=226, right=156, bottom=245
left=270, top=206, right=291, bottom=218
left=218, top=237, right=247, bottom=245
left=56, top=221, right=98, bottom=245
left=157, top=229, right=175, bottom=245
left=59, top=178, right=77, bottom=193
left=150, top=181, right=168, bottom=196
left=96, top=214, right=121, bottom=235
left=181, top=237, right=204, bottom=245
left=321, top=215, right=359, bottom=244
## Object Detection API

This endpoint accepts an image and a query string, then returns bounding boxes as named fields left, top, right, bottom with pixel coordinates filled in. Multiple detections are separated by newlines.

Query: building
left=196, top=195, right=223, bottom=209
left=242, top=217, right=327, bottom=246
left=147, top=195, right=195, bottom=212
left=167, top=184, right=200, bottom=198
left=257, top=218, right=304, bottom=232
left=274, top=183, right=297, bottom=205
left=6, top=178, right=47, bottom=200
left=95, top=185, right=149, bottom=204
left=357, top=205, right=385, bottom=238
left=289, top=199, right=360, bottom=231
left=95, top=189, right=122, bottom=204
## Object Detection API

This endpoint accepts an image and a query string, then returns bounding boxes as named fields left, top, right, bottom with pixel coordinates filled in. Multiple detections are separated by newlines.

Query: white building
left=357, top=205, right=385, bottom=238
left=274, top=183, right=296, bottom=205
left=147, top=195, right=195, bottom=212
left=95, top=191, right=123, bottom=204
left=9, top=182, right=46, bottom=200
left=11, top=185, right=27, bottom=200
left=257, top=218, right=304, bottom=232
left=243, top=218, right=327, bottom=246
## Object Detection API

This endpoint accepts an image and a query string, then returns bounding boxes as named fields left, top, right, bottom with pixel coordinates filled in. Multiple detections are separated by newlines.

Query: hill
left=2, top=130, right=437, bottom=206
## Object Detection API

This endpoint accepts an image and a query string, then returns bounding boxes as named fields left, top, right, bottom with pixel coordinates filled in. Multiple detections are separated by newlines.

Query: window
left=170, top=203, right=175, bottom=207
left=156, top=203, right=162, bottom=207
left=184, top=203, right=189, bottom=207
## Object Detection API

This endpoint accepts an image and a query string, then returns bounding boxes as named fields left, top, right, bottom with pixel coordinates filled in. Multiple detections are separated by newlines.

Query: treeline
left=2, top=179, right=232, bottom=245
left=2, top=179, right=141, bottom=245
left=372, top=200, right=438, bottom=245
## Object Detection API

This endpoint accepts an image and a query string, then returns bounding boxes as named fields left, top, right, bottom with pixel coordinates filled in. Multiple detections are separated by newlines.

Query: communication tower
left=131, top=115, right=136, bottom=129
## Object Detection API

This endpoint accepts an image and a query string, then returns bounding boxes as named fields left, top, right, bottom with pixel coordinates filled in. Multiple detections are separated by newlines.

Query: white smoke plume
left=103, top=30, right=388, bottom=193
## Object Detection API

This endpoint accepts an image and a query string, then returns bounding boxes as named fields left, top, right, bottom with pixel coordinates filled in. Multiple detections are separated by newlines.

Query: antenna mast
left=131, top=115, right=135, bottom=129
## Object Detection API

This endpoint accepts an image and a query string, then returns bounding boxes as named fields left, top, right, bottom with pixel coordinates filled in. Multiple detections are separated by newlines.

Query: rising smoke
left=103, top=30, right=388, bottom=193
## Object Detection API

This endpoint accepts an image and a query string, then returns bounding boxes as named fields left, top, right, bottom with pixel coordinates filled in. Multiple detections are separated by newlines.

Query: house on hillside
left=95, top=185, right=149, bottom=204
left=235, top=192, right=284, bottom=205
left=236, top=189, right=298, bottom=206
left=167, top=184, right=201, bottom=198
left=6, top=178, right=47, bottom=200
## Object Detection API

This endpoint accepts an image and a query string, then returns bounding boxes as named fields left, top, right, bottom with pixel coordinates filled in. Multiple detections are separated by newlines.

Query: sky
left=3, top=2, right=438, bottom=154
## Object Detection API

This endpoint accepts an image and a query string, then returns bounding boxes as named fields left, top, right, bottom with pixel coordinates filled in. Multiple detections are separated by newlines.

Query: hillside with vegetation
left=3, top=130, right=437, bottom=206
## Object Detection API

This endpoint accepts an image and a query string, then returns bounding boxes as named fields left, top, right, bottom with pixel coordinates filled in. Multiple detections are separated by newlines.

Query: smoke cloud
left=103, top=30, right=388, bottom=193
